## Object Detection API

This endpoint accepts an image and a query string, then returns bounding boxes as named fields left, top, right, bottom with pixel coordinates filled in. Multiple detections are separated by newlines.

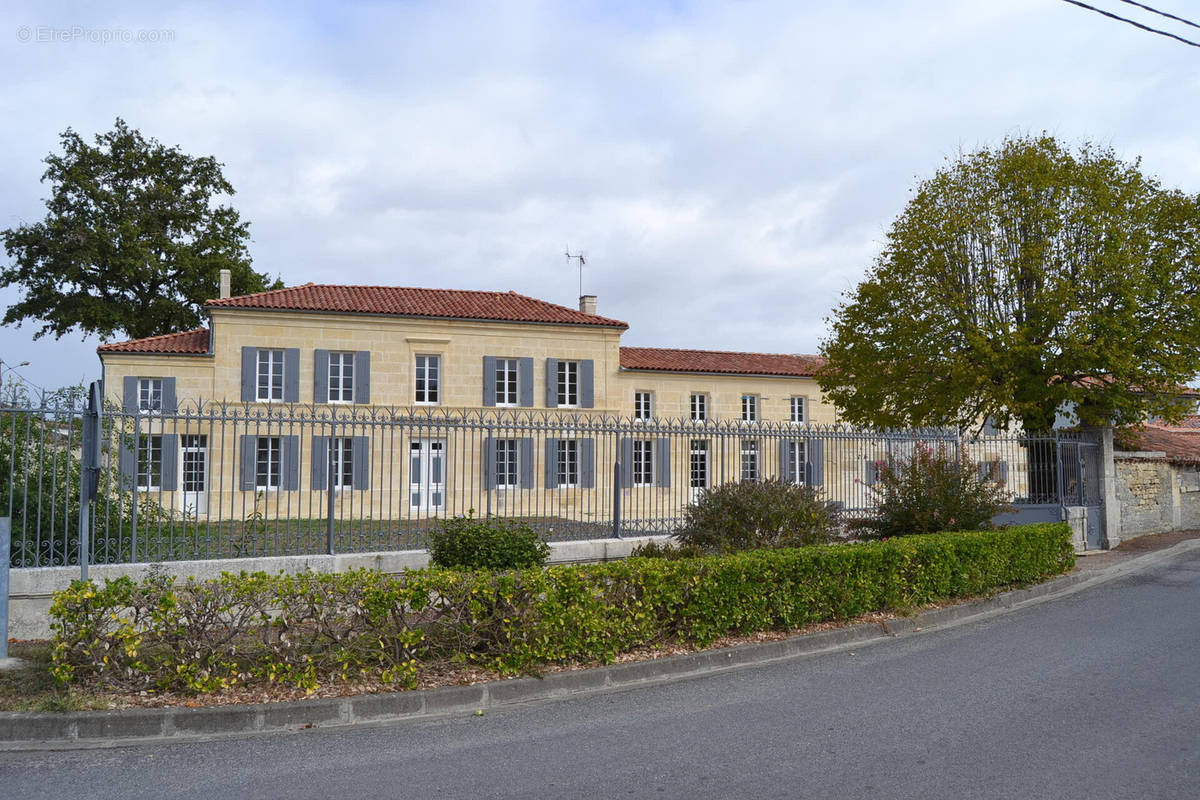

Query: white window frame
left=740, top=439, right=760, bottom=482
left=257, top=349, right=285, bottom=402
left=495, top=438, right=519, bottom=489
left=786, top=440, right=807, bottom=485
left=557, top=361, right=579, bottom=409
left=689, top=439, right=708, bottom=488
left=556, top=438, right=579, bottom=488
left=138, top=378, right=163, bottom=413
left=415, top=354, right=441, bottom=405
left=634, top=391, right=653, bottom=422
left=790, top=397, right=807, bottom=425
left=136, top=434, right=163, bottom=491
left=632, top=439, right=655, bottom=487
left=331, top=437, right=353, bottom=490
left=742, top=395, right=759, bottom=423
left=256, top=436, right=281, bottom=491
left=690, top=393, right=708, bottom=422
left=495, top=358, right=519, bottom=407
left=328, top=352, right=355, bottom=404
left=181, top=434, right=206, bottom=494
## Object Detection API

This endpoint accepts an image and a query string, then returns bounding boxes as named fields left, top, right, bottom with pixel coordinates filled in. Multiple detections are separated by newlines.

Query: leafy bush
left=427, top=512, right=550, bottom=570
left=676, top=478, right=835, bottom=554
left=854, top=444, right=1011, bottom=539
left=50, top=524, right=1074, bottom=694
left=628, top=539, right=707, bottom=560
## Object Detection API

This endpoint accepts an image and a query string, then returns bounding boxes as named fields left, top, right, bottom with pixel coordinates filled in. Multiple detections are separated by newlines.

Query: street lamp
left=0, top=360, right=31, bottom=404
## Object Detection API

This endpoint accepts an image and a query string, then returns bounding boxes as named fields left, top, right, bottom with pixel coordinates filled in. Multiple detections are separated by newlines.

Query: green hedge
left=49, top=523, right=1074, bottom=694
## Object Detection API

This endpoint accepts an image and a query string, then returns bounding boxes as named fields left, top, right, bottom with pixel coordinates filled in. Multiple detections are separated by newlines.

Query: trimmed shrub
left=854, top=443, right=1010, bottom=539
left=676, top=478, right=835, bottom=554
left=426, top=512, right=550, bottom=570
left=628, top=540, right=707, bottom=560
left=49, top=524, right=1073, bottom=694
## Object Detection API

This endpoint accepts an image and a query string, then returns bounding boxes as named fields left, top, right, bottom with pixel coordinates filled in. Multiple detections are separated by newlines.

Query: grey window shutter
left=545, top=359, right=559, bottom=407
left=519, top=358, right=534, bottom=407
left=240, top=435, right=257, bottom=490
left=999, top=461, right=1009, bottom=485
left=118, top=433, right=136, bottom=487
left=241, top=347, right=257, bottom=402
left=519, top=438, right=535, bottom=489
left=162, top=378, right=177, bottom=414
left=977, top=462, right=989, bottom=482
left=580, top=360, right=595, bottom=408
left=160, top=434, right=178, bottom=490
left=482, top=437, right=497, bottom=490
left=351, top=436, right=370, bottom=489
left=354, top=351, right=371, bottom=404
left=778, top=442, right=792, bottom=482
left=619, top=438, right=633, bottom=488
left=122, top=376, right=139, bottom=414
left=482, top=356, right=497, bottom=407
left=311, top=436, right=329, bottom=490
left=580, top=438, right=595, bottom=489
left=545, top=438, right=559, bottom=486
left=656, top=438, right=671, bottom=488
left=284, top=349, right=301, bottom=403
left=805, top=438, right=824, bottom=486
left=313, top=349, right=330, bottom=403
left=283, top=435, right=300, bottom=490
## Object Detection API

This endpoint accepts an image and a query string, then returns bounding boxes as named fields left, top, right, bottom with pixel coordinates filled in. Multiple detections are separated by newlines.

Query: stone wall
left=1114, top=452, right=1200, bottom=539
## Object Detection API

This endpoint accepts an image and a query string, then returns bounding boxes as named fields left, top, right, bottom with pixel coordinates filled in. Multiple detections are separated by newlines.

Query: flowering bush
left=853, top=443, right=1011, bottom=539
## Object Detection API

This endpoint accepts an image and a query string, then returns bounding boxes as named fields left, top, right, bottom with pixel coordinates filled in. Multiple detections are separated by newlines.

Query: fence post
left=78, top=381, right=102, bottom=580
left=611, top=459, right=622, bottom=539
left=0, top=516, right=9, bottom=659
left=326, top=431, right=336, bottom=556
left=1097, top=426, right=1122, bottom=549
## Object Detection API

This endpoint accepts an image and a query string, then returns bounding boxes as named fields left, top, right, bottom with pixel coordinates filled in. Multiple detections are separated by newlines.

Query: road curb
left=4, top=539, right=1198, bottom=750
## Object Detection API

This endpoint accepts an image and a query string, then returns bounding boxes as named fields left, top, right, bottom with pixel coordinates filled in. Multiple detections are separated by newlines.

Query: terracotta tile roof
left=620, top=347, right=826, bottom=377
left=205, top=284, right=628, bottom=328
left=1119, top=423, right=1200, bottom=463
left=1178, top=415, right=1200, bottom=429
left=97, top=328, right=210, bottom=355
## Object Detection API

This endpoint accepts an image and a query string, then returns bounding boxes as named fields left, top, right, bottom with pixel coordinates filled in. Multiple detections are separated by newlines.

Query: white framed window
left=740, top=439, right=759, bottom=482
left=181, top=434, right=207, bottom=494
left=785, top=440, right=807, bottom=484
left=557, top=361, right=579, bottom=408
left=136, top=434, right=163, bottom=490
left=690, top=440, right=708, bottom=489
left=495, top=358, right=519, bottom=407
left=415, top=354, right=440, bottom=404
left=495, top=438, right=519, bottom=489
left=632, top=439, right=655, bottom=486
left=690, top=393, right=708, bottom=422
left=556, top=438, right=578, bottom=488
left=742, top=395, right=759, bottom=423
left=256, top=437, right=281, bottom=490
left=634, top=391, right=653, bottom=421
left=137, top=378, right=163, bottom=413
left=790, top=397, right=806, bottom=424
left=257, top=349, right=285, bottom=402
left=331, top=437, right=354, bottom=489
left=329, top=352, right=355, bottom=403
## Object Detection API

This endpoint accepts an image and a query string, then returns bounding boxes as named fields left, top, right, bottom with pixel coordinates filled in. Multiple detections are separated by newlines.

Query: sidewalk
left=1074, top=530, right=1200, bottom=571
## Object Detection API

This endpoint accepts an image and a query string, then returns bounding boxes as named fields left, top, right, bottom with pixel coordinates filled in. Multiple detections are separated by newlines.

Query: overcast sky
left=1, top=0, right=1198, bottom=394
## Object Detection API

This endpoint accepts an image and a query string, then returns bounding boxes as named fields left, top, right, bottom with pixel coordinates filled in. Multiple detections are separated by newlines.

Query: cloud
left=1, top=0, right=1199, bottom=391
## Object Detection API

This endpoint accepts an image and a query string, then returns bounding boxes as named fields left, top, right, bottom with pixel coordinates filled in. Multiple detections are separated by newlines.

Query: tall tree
left=1, top=119, right=281, bottom=342
left=819, top=135, right=1200, bottom=433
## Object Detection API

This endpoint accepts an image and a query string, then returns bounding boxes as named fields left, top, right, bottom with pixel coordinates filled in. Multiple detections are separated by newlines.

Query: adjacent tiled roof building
left=96, top=328, right=210, bottom=355
left=620, top=347, right=826, bottom=377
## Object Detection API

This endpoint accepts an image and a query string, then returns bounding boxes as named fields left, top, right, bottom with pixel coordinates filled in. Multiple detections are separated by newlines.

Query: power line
left=1058, top=0, right=1200, bottom=48
left=1117, top=0, right=1200, bottom=32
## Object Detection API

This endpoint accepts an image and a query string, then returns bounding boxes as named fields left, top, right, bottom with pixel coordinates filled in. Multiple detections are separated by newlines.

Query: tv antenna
left=565, top=246, right=586, bottom=297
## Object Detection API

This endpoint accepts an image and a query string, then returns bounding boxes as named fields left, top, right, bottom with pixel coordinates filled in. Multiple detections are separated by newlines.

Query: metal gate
left=1060, top=439, right=1104, bottom=549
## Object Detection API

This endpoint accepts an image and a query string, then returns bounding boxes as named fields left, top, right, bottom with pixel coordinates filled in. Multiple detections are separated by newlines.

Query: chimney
left=579, top=294, right=597, bottom=315
left=219, top=269, right=231, bottom=299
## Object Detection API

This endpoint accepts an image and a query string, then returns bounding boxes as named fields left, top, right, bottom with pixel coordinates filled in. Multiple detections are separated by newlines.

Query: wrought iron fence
left=1, top=399, right=1091, bottom=567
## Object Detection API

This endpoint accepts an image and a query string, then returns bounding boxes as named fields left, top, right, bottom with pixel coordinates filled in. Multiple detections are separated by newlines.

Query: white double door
left=409, top=438, right=446, bottom=512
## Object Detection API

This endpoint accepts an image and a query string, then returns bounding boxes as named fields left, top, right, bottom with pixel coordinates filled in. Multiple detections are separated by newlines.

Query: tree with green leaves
left=1, top=119, right=282, bottom=342
left=819, top=134, right=1200, bottom=433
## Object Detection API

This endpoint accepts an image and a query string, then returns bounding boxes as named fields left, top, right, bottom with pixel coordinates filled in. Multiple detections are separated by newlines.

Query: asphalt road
left=4, top=549, right=1200, bottom=800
